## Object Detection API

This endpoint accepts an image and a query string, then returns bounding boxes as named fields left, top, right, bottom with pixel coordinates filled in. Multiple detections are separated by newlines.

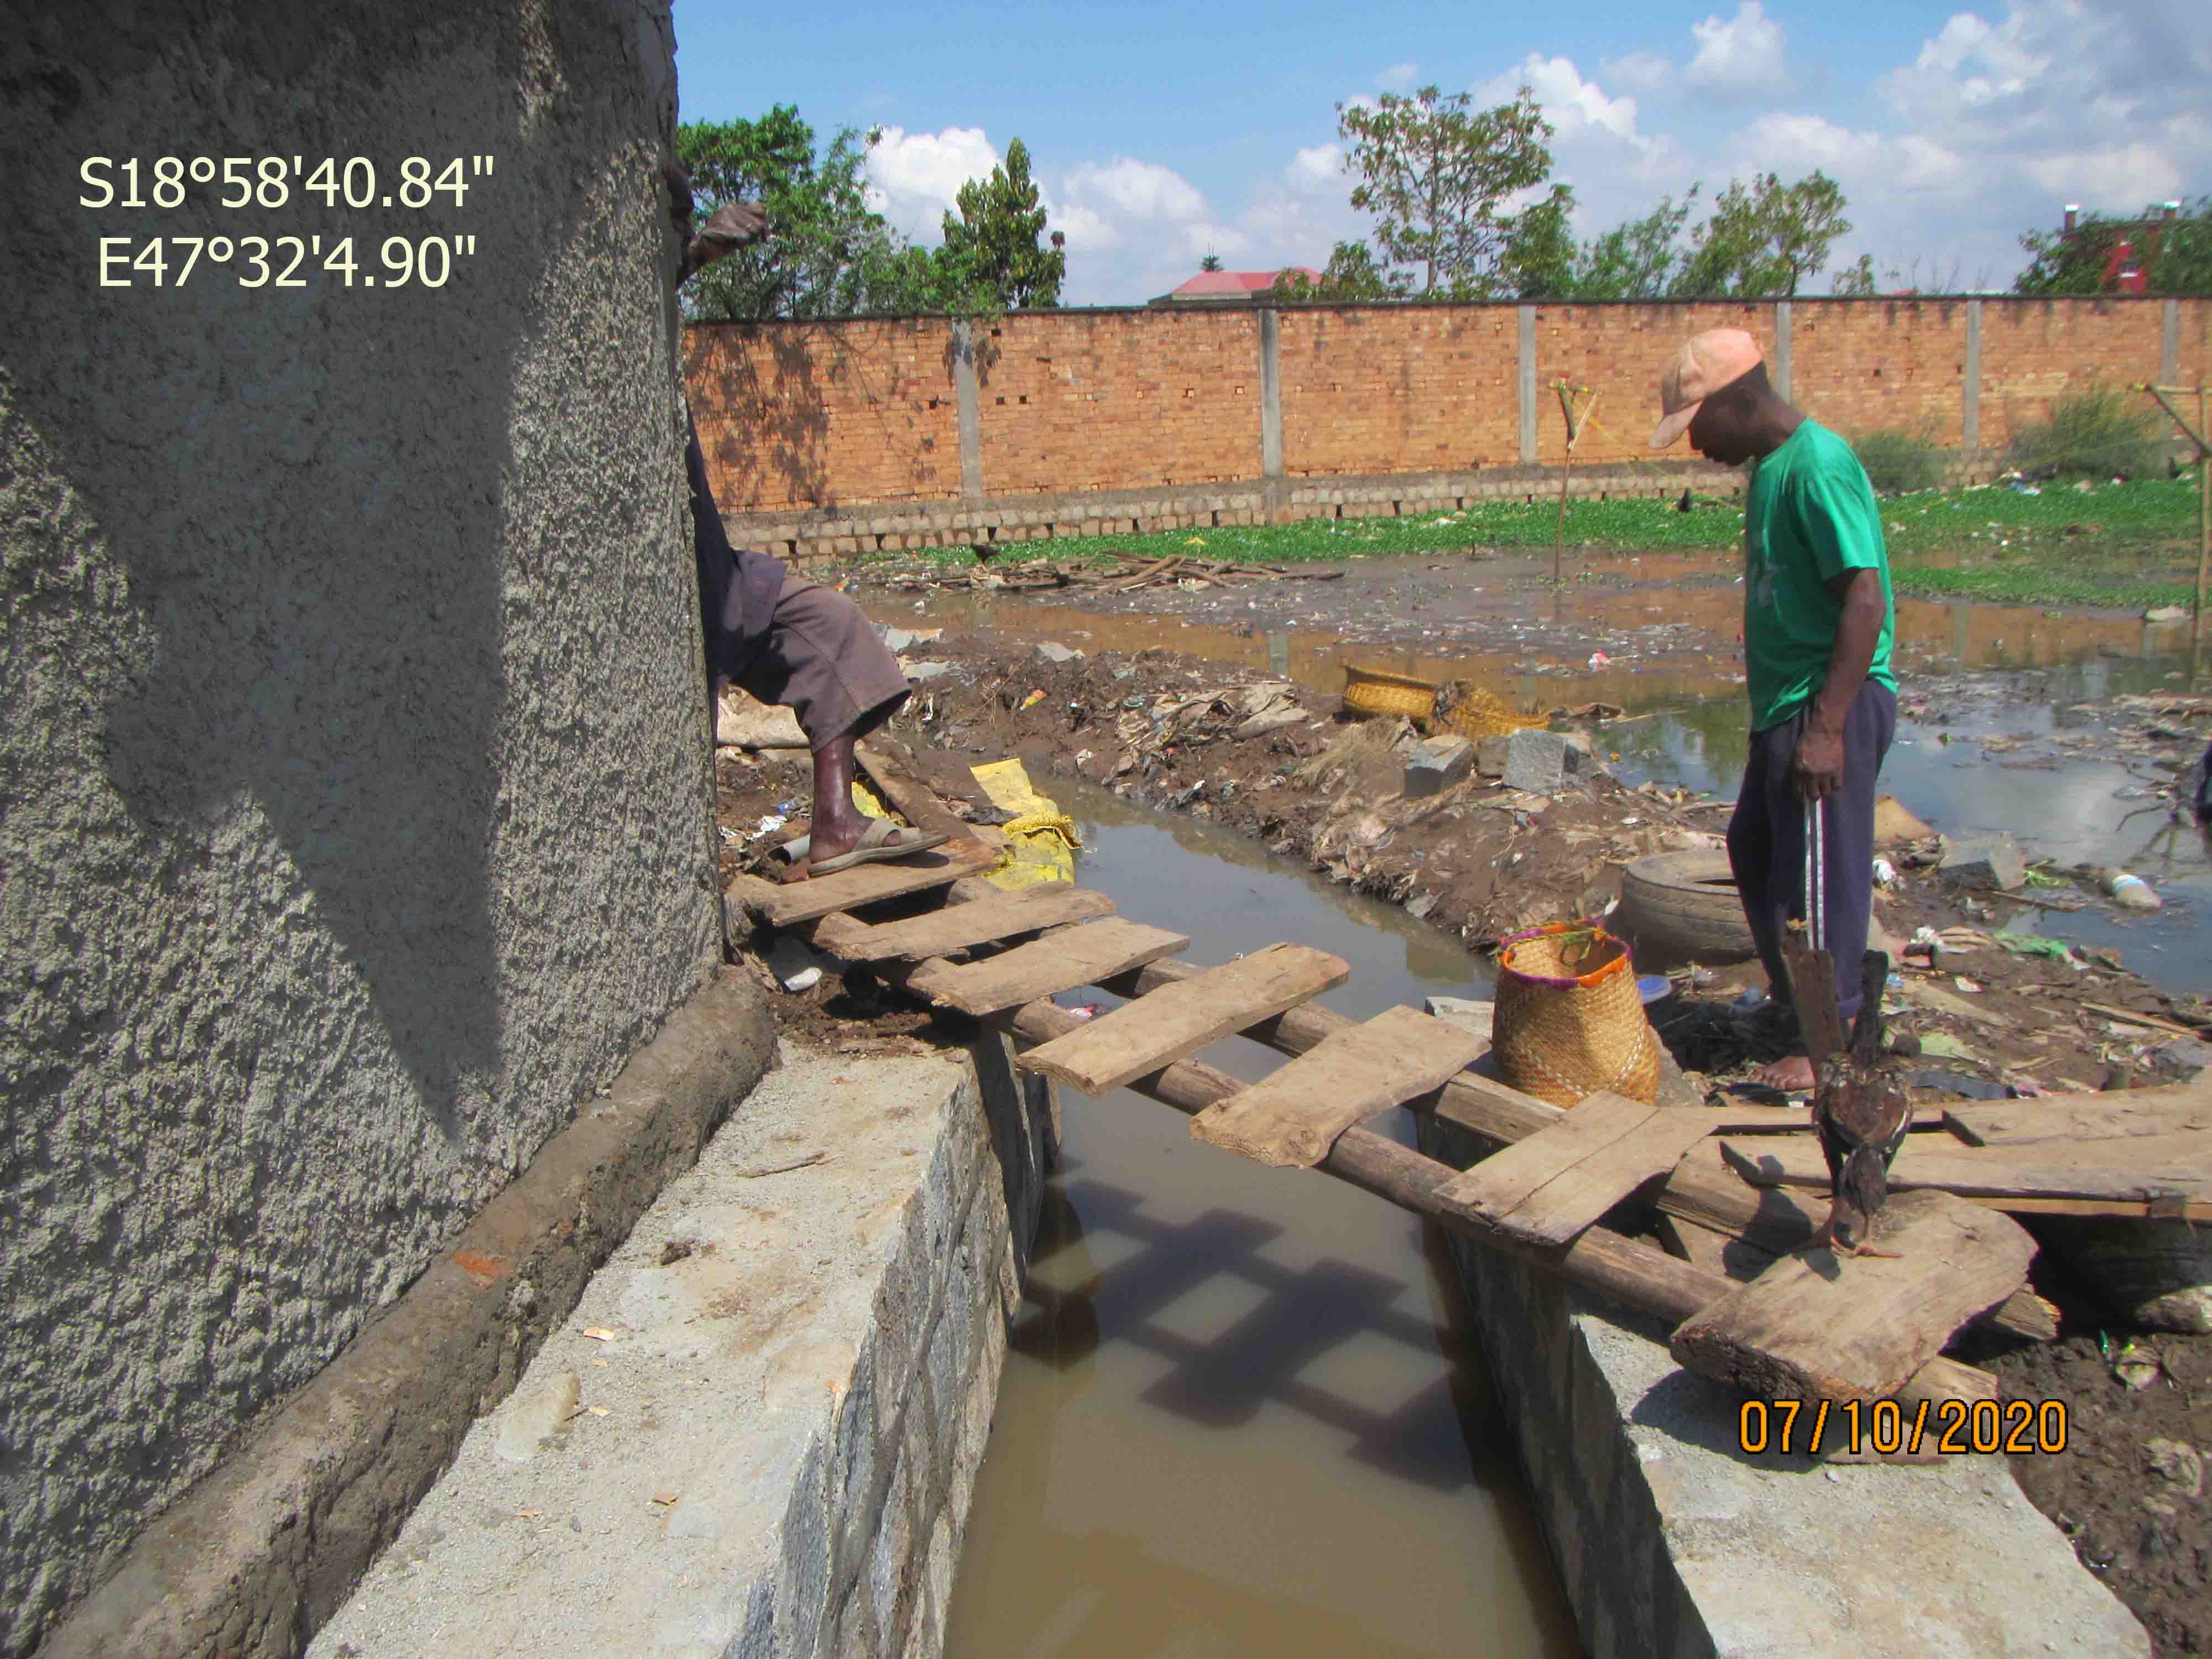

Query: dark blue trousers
left=1726, top=682, right=1897, bottom=1025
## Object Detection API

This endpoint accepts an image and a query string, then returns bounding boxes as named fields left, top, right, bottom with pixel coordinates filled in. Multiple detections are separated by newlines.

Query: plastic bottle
left=2099, top=868, right=2162, bottom=911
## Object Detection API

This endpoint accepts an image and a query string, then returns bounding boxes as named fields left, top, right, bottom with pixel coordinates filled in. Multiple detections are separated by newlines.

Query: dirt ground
left=713, top=572, right=2212, bottom=1652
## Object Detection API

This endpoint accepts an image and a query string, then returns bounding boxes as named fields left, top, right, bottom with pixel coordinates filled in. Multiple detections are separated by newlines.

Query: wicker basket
left=1340, top=664, right=1437, bottom=721
left=1431, top=680, right=1539, bottom=742
left=1492, top=922, right=1662, bottom=1108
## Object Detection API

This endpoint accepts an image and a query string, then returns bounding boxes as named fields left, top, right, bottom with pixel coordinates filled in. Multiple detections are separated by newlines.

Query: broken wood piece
left=854, top=735, right=979, bottom=844
left=1186, top=1005, right=1485, bottom=1167
left=1018, top=942, right=1351, bottom=1094
left=2079, top=1000, right=2203, bottom=1039
left=725, top=842, right=1000, bottom=927
left=906, top=918, right=1190, bottom=1016
left=1670, top=1189, right=2037, bottom=1404
left=814, top=884, right=1117, bottom=962
left=1719, top=1129, right=2212, bottom=1218
left=1436, top=1094, right=1714, bottom=1245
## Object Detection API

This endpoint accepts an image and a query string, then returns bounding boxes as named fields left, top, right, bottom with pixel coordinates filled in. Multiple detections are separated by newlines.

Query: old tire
left=1616, top=851, right=1757, bottom=963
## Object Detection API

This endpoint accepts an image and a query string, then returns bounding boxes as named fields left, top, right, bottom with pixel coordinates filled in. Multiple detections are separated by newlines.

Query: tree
left=677, top=109, right=914, bottom=320
left=1336, top=84, right=1558, bottom=296
left=1572, top=189, right=1700, bottom=299
left=2015, top=197, right=2212, bottom=295
left=1671, top=171, right=1851, bottom=298
left=1269, top=239, right=1415, bottom=301
left=937, top=138, right=1065, bottom=310
left=1199, top=253, right=1223, bottom=272
left=1494, top=184, right=1579, bottom=299
left=1830, top=253, right=1880, bottom=296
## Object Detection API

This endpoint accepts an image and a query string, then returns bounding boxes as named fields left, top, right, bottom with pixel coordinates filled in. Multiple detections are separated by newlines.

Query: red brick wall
left=1276, top=306, right=1522, bottom=474
left=684, top=319, right=961, bottom=513
left=683, top=297, right=2197, bottom=516
left=974, top=309, right=1262, bottom=494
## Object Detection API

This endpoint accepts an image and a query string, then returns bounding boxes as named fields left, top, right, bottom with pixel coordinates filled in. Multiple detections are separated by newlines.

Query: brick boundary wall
left=685, top=296, right=2210, bottom=567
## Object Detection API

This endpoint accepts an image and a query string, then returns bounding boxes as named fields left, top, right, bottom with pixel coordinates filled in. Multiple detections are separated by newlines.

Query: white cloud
left=1685, top=2, right=1790, bottom=97
left=1377, top=61, right=1420, bottom=91
left=1599, top=51, right=1674, bottom=95
left=1286, top=142, right=1345, bottom=192
left=865, top=126, right=1001, bottom=241
left=1483, top=54, right=1651, bottom=148
left=1061, top=157, right=1208, bottom=223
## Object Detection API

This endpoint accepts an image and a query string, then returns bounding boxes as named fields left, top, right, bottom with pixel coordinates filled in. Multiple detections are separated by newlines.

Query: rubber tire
left=1616, top=849, right=1759, bottom=963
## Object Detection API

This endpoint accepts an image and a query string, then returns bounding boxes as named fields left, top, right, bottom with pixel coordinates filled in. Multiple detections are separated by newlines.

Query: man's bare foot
left=1754, top=1052, right=1817, bottom=1092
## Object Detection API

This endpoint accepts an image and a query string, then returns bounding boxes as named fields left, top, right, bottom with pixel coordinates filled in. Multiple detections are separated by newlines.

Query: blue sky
left=673, top=0, right=2210, bottom=304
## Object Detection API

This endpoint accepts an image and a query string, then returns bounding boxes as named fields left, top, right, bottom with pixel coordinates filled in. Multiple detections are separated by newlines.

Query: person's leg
left=1822, top=682, right=1898, bottom=1026
left=737, top=575, right=922, bottom=866
left=1735, top=712, right=1819, bottom=1090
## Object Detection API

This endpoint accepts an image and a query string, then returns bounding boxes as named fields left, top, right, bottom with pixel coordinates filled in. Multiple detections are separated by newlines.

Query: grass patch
left=2007, top=386, right=2168, bottom=482
left=1851, top=425, right=1948, bottom=494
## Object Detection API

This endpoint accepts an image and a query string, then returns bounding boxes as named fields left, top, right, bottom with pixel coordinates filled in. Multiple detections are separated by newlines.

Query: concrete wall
left=687, top=295, right=2212, bottom=560
left=0, top=5, right=719, bottom=1651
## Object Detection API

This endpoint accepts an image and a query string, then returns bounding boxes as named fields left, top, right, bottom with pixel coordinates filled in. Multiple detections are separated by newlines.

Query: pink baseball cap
left=1649, top=328, right=1765, bottom=448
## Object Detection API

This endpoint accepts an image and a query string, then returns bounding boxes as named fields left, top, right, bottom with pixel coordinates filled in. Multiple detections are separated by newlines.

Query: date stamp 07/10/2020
left=1738, top=1396, right=2070, bottom=1458
left=80, top=154, right=497, bottom=291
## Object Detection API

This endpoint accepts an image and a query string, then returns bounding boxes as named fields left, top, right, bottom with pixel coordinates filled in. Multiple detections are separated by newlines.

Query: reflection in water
left=944, top=781, right=1573, bottom=1658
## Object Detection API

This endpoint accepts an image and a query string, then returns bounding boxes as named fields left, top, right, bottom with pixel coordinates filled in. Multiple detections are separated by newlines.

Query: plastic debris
left=1871, top=856, right=1898, bottom=888
left=1019, top=688, right=1046, bottom=710
left=1917, top=1032, right=1977, bottom=1061
left=2099, top=867, right=2161, bottom=911
left=1065, top=1003, right=1101, bottom=1021
left=753, top=814, right=788, bottom=839
left=1587, top=651, right=1610, bottom=669
left=782, top=966, right=823, bottom=993
left=2100, top=1332, right=2162, bottom=1391
left=1954, top=976, right=1983, bottom=993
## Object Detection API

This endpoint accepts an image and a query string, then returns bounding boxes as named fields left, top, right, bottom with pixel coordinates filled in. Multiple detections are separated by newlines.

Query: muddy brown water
left=942, top=780, right=1578, bottom=1657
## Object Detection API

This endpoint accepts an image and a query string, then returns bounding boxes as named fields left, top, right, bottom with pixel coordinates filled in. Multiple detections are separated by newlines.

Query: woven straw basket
left=1431, top=680, right=1540, bottom=742
left=1492, top=922, right=1661, bottom=1108
left=1340, top=665, right=1437, bottom=721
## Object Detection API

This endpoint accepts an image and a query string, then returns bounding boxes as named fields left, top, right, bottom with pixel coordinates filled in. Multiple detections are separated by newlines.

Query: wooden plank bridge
left=721, top=739, right=2212, bottom=1422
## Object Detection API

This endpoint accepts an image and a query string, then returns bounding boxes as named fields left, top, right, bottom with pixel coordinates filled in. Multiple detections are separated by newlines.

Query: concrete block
left=1036, top=641, right=1084, bottom=665
left=1939, top=831, right=2027, bottom=893
left=1404, top=734, right=1474, bottom=797
left=1502, top=727, right=1580, bottom=795
left=1476, top=733, right=1511, bottom=776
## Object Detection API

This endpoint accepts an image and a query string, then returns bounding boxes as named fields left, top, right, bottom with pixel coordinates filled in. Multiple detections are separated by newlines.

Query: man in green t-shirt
left=1650, top=328, right=1898, bottom=1091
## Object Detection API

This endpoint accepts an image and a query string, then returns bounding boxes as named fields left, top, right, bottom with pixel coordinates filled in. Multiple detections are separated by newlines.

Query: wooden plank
left=1944, top=1087, right=2212, bottom=1146
left=1187, top=1006, right=1485, bottom=1167
left=1656, top=1210, right=1781, bottom=1284
left=1670, top=1190, right=2037, bottom=1402
left=2080, top=999, right=2201, bottom=1039
left=853, top=736, right=976, bottom=844
left=907, top=918, right=1188, bottom=1016
left=1704, top=1099, right=1950, bottom=1134
left=817, top=884, right=1117, bottom=963
left=1018, top=943, right=1350, bottom=1095
left=1438, top=1098, right=1714, bottom=1246
left=1718, top=1130, right=2212, bottom=1215
left=725, top=842, right=999, bottom=927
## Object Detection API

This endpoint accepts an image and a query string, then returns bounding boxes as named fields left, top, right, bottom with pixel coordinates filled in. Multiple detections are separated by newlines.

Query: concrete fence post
left=1963, top=299, right=1983, bottom=454
left=1771, top=301, right=1792, bottom=402
left=2163, top=299, right=2182, bottom=389
left=1517, top=305, right=1537, bottom=466
left=951, top=319, right=983, bottom=500
left=1258, top=306, right=1284, bottom=520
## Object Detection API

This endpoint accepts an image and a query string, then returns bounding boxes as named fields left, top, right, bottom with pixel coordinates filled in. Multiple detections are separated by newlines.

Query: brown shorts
left=732, top=573, right=911, bottom=752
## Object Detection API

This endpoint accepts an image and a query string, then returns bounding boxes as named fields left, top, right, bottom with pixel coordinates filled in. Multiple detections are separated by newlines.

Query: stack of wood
left=880, top=552, right=1345, bottom=596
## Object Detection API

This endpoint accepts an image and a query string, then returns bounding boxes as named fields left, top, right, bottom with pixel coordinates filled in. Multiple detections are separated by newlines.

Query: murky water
left=942, top=780, right=1577, bottom=1658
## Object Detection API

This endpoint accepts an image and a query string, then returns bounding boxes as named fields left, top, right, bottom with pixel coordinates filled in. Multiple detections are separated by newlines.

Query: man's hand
left=1793, top=723, right=1846, bottom=800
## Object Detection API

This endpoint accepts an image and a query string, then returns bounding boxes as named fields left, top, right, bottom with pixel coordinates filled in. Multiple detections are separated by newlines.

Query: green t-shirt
left=1742, top=419, right=1896, bottom=731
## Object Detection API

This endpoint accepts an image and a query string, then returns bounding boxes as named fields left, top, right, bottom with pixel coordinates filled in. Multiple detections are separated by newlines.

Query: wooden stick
left=2080, top=999, right=2201, bottom=1039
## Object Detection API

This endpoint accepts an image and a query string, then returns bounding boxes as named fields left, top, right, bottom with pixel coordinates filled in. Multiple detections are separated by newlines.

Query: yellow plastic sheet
left=968, top=758, right=1079, bottom=890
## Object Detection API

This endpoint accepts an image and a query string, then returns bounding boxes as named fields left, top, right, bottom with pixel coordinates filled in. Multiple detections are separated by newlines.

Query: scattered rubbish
left=1902, top=1069, right=2010, bottom=1101
left=782, top=966, right=823, bottom=993
left=1036, top=641, right=1084, bottom=664
left=1993, top=928, right=2076, bottom=963
left=753, top=814, right=788, bottom=839
left=580, top=1328, right=619, bottom=1343
left=1917, top=1032, right=1978, bottom=1061
left=1065, top=1003, right=1101, bottom=1022
left=1019, top=688, right=1046, bottom=709
left=2146, top=1438, right=2205, bottom=1500
left=2145, top=606, right=2189, bottom=624
left=1954, top=976, right=1983, bottom=994
left=1731, top=987, right=1769, bottom=1013
left=1871, top=856, right=1898, bottom=888
left=1587, top=651, right=1610, bottom=669
left=1939, top=832, right=2027, bottom=893
left=2098, top=867, right=2161, bottom=911
left=651, top=1490, right=680, bottom=1506
left=2100, top=1332, right=2162, bottom=1391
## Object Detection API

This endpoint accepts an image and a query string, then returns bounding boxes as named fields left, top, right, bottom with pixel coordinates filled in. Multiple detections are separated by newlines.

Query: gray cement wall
left=0, top=6, right=718, bottom=1651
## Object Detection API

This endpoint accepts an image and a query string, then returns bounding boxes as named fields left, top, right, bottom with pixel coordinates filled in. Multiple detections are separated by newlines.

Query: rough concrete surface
left=309, top=1038, right=1057, bottom=1659
left=1418, top=1113, right=2150, bottom=1658
left=1, top=4, right=716, bottom=1650
left=36, top=969, right=776, bottom=1659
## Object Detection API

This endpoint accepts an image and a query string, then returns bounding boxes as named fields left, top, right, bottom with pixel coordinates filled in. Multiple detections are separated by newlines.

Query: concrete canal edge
left=38, top=967, right=780, bottom=1659
left=1417, top=1108, right=2153, bottom=1659
left=306, top=1037, right=1056, bottom=1658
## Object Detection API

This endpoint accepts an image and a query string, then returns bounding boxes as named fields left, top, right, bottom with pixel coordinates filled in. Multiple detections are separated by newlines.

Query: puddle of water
left=943, top=779, right=1576, bottom=1659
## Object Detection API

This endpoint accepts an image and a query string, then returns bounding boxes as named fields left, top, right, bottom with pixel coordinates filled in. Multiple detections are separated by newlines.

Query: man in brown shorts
left=670, top=163, right=945, bottom=877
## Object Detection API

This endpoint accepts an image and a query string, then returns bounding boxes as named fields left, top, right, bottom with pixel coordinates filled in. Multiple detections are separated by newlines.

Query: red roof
left=1164, top=267, right=1323, bottom=298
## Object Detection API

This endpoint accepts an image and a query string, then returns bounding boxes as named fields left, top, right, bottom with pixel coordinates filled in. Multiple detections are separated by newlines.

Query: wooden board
left=853, top=736, right=975, bottom=843
left=1719, top=1130, right=2212, bottom=1218
left=815, top=884, right=1116, bottom=963
left=1655, top=1209, right=1781, bottom=1284
left=1944, top=1088, right=2212, bottom=1146
left=726, top=842, right=999, bottom=927
left=905, top=918, right=1189, bottom=1016
left=1670, top=1189, right=2037, bottom=1402
left=1187, top=1006, right=1488, bottom=1167
left=1016, top=943, right=1351, bottom=1095
left=1436, top=1095, right=1715, bottom=1246
left=1703, top=1099, right=1950, bottom=1134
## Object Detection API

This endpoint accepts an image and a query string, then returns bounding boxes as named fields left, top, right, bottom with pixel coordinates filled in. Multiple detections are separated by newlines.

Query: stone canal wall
left=686, top=295, right=2212, bottom=561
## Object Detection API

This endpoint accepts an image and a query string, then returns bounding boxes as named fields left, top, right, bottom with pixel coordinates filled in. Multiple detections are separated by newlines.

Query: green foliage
left=1671, top=171, right=1851, bottom=297
left=1830, top=254, right=1879, bottom=296
left=1495, top=184, right=1579, bottom=299
left=1335, top=84, right=1557, bottom=297
left=2015, top=196, right=2212, bottom=295
left=1571, top=190, right=1699, bottom=299
left=1850, top=425, right=1948, bottom=493
left=2007, top=387, right=2167, bottom=481
left=1199, top=253, right=1223, bottom=273
left=677, top=110, right=915, bottom=321
left=937, top=138, right=1065, bottom=310
left=1269, top=240, right=1415, bottom=301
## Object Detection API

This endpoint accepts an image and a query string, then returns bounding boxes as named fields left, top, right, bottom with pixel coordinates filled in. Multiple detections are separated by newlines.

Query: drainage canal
left=943, top=778, right=1579, bottom=1656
